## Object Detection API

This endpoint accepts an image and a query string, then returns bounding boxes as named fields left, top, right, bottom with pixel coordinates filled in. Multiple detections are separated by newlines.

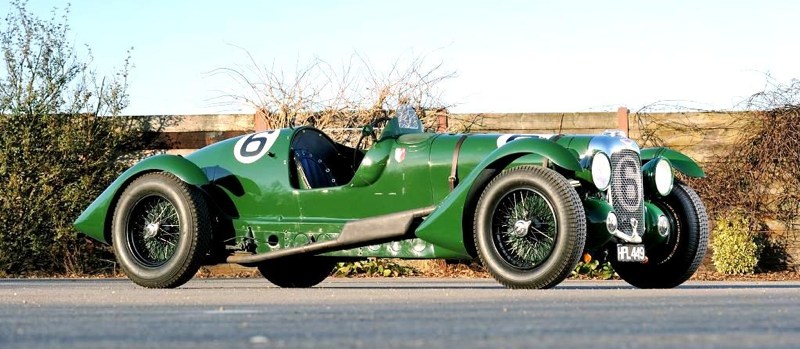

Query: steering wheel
left=354, top=116, right=392, bottom=167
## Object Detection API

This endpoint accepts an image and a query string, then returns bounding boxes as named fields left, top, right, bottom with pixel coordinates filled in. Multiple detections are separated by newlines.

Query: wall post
left=436, top=109, right=448, bottom=132
left=254, top=108, right=269, bottom=131
left=617, top=106, right=629, bottom=135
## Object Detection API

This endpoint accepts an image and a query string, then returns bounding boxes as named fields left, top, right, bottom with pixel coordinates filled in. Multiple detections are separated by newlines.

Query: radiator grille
left=610, top=150, right=645, bottom=237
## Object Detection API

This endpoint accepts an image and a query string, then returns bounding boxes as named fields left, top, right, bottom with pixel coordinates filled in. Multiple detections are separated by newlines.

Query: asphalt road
left=0, top=278, right=798, bottom=349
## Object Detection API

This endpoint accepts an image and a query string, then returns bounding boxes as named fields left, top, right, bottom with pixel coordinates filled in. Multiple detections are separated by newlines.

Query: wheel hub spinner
left=144, top=222, right=160, bottom=239
left=513, top=220, right=532, bottom=237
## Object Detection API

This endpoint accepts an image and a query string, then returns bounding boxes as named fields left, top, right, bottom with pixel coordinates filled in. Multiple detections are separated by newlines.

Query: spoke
left=159, top=229, right=178, bottom=237
left=157, top=237, right=176, bottom=246
left=127, top=195, right=180, bottom=266
left=492, top=188, right=557, bottom=269
left=156, top=201, right=168, bottom=222
left=147, top=201, right=159, bottom=222
left=532, top=230, right=554, bottom=241
left=529, top=224, right=547, bottom=237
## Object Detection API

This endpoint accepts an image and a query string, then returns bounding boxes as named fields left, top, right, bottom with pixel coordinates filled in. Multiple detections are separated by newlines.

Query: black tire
left=257, top=257, right=335, bottom=288
left=474, top=166, right=586, bottom=289
left=111, top=172, right=211, bottom=288
left=611, top=182, right=708, bottom=288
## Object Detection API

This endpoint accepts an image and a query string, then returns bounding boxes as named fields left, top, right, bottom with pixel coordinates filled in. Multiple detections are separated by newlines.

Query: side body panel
left=185, top=130, right=302, bottom=225
left=183, top=129, right=449, bottom=257
left=193, top=130, right=580, bottom=259
left=414, top=137, right=582, bottom=256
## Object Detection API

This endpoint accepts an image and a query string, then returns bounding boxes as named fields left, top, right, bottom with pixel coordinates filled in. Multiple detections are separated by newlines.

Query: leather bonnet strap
left=448, top=135, right=469, bottom=191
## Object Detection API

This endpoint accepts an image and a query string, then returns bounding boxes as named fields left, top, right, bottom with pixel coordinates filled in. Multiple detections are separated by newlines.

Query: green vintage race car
left=74, top=106, right=708, bottom=289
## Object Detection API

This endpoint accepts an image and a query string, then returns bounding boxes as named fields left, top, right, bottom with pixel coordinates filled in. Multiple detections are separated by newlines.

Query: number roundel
left=234, top=131, right=279, bottom=164
left=496, top=134, right=556, bottom=148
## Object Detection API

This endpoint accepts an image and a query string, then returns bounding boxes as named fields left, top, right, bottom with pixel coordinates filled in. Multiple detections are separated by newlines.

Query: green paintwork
left=642, top=202, right=669, bottom=245
left=554, top=135, right=604, bottom=188
left=555, top=135, right=593, bottom=155
left=349, top=140, right=392, bottom=186
left=584, top=199, right=671, bottom=250
left=73, top=154, right=209, bottom=243
left=641, top=147, right=705, bottom=178
left=414, top=136, right=581, bottom=255
left=583, top=198, right=615, bottom=250
left=75, top=108, right=705, bottom=264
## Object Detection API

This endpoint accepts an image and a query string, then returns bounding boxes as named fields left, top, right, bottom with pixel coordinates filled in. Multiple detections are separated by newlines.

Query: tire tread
left=612, top=181, right=709, bottom=288
left=474, top=165, right=586, bottom=289
left=112, top=172, right=211, bottom=289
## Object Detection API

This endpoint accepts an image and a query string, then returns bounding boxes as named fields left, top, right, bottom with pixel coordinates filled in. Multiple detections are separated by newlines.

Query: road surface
left=1, top=278, right=798, bottom=349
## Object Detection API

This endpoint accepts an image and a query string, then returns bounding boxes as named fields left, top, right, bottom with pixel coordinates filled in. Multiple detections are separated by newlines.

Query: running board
left=226, top=206, right=436, bottom=265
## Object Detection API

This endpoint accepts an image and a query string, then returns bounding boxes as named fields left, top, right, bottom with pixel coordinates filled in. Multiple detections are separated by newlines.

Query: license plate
left=616, top=244, right=646, bottom=262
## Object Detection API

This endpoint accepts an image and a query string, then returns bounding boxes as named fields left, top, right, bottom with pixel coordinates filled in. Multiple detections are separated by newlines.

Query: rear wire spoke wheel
left=258, top=257, right=336, bottom=288
left=474, top=166, right=586, bottom=289
left=112, top=172, right=211, bottom=288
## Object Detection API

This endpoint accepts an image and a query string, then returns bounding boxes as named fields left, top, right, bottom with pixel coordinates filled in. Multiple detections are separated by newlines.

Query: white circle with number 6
left=234, top=131, right=279, bottom=164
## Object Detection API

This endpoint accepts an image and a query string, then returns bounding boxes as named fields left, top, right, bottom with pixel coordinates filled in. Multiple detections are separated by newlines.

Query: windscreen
left=380, top=105, right=424, bottom=139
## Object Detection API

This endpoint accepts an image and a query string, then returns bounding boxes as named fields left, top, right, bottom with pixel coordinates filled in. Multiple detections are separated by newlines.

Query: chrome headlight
left=591, top=152, right=611, bottom=191
left=643, top=157, right=674, bottom=196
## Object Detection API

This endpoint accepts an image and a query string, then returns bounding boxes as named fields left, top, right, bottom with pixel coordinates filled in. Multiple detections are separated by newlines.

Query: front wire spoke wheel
left=112, top=172, right=211, bottom=289
left=128, top=195, right=181, bottom=267
left=474, top=166, right=586, bottom=289
left=492, top=188, right=557, bottom=269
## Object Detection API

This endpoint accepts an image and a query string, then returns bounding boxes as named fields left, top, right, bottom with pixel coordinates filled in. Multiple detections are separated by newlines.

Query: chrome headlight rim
left=591, top=151, right=611, bottom=191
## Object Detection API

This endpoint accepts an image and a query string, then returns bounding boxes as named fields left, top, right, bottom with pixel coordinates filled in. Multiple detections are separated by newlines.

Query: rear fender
left=414, top=138, right=580, bottom=256
left=73, top=154, right=209, bottom=244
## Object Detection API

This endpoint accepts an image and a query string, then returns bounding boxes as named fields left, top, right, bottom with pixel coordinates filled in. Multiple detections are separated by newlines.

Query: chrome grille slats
left=610, top=150, right=645, bottom=237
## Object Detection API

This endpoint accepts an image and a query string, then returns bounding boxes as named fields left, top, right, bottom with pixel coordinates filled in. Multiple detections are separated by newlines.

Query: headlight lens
left=606, top=211, right=618, bottom=233
left=657, top=214, right=670, bottom=237
left=654, top=159, right=674, bottom=196
left=643, top=157, right=674, bottom=197
left=591, top=152, right=611, bottom=191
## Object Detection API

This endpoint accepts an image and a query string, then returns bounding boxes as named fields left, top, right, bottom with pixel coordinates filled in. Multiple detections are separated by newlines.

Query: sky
left=5, top=0, right=800, bottom=115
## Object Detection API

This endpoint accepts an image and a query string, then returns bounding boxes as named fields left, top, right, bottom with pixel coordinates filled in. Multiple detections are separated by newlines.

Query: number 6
left=234, top=130, right=278, bottom=164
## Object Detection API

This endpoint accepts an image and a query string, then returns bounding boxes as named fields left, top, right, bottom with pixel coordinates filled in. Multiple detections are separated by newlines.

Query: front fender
left=414, top=138, right=580, bottom=256
left=640, top=147, right=705, bottom=178
left=73, top=154, right=209, bottom=244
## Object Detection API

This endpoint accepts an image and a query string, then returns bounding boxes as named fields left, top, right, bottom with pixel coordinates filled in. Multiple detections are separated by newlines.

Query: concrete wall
left=629, top=112, right=744, bottom=164
left=153, top=111, right=741, bottom=163
left=445, top=111, right=741, bottom=164
left=152, top=114, right=253, bottom=156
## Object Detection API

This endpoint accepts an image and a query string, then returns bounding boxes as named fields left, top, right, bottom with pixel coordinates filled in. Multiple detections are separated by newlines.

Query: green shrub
left=711, top=212, right=763, bottom=275
left=334, top=258, right=417, bottom=277
left=0, top=1, right=158, bottom=276
left=571, top=260, right=616, bottom=280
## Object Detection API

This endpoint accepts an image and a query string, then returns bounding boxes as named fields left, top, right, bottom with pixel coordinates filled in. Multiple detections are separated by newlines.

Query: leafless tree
left=213, top=49, right=458, bottom=145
